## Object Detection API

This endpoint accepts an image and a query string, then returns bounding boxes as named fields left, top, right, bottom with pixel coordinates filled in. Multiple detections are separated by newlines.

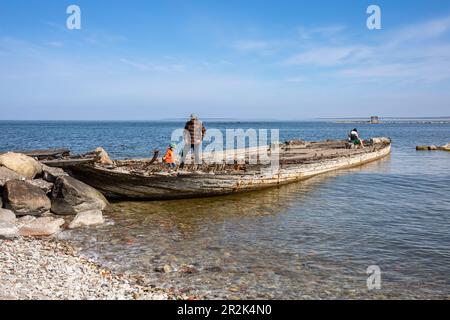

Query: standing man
left=181, top=114, right=206, bottom=166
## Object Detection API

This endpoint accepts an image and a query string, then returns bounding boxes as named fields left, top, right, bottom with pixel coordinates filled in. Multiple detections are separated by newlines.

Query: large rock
left=0, top=208, right=16, bottom=223
left=26, top=179, right=54, bottom=194
left=0, top=221, right=18, bottom=239
left=3, top=180, right=51, bottom=216
left=0, top=153, right=42, bottom=179
left=41, top=164, right=68, bottom=183
left=92, top=147, right=113, bottom=165
left=0, top=166, right=24, bottom=187
left=18, top=216, right=65, bottom=237
left=68, top=210, right=104, bottom=229
left=51, top=176, right=108, bottom=215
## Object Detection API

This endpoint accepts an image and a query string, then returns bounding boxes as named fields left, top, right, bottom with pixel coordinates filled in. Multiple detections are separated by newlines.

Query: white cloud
left=84, top=32, right=127, bottom=46
left=298, top=25, right=346, bottom=40
left=282, top=15, right=450, bottom=86
left=232, top=40, right=272, bottom=52
left=45, top=41, right=64, bottom=47
left=2, top=15, right=450, bottom=118
left=119, top=58, right=185, bottom=73
left=285, top=46, right=371, bottom=66
left=391, top=15, right=450, bottom=43
left=285, top=76, right=308, bottom=83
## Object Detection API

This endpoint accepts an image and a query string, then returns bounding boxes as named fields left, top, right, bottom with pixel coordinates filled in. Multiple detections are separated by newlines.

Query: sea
left=1, top=120, right=449, bottom=299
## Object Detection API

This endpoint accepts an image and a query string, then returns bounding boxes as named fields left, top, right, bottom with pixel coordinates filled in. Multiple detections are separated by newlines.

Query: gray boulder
left=68, top=210, right=104, bottom=229
left=41, top=164, right=68, bottom=183
left=0, top=166, right=24, bottom=187
left=3, top=180, right=51, bottom=216
left=26, top=179, right=54, bottom=194
left=51, top=176, right=108, bottom=215
left=0, top=152, right=42, bottom=179
left=18, top=216, right=65, bottom=237
left=0, top=221, right=18, bottom=239
left=0, top=208, right=16, bottom=223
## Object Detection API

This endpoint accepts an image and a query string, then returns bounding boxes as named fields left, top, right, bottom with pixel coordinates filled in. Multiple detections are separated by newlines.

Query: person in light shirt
left=348, top=128, right=365, bottom=148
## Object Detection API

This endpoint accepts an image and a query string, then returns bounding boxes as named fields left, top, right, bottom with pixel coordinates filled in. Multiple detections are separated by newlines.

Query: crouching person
left=348, top=128, right=365, bottom=148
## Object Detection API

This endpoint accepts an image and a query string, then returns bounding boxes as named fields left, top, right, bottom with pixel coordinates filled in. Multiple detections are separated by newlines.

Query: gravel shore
left=0, top=238, right=184, bottom=300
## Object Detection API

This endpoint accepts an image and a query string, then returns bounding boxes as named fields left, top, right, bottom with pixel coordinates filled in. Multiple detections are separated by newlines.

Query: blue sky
left=1, top=0, right=450, bottom=120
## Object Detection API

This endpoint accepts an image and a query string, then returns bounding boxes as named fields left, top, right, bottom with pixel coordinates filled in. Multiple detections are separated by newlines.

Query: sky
left=1, top=0, right=450, bottom=120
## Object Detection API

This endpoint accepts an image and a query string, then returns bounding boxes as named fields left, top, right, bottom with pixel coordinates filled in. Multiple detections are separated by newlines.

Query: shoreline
left=0, top=237, right=194, bottom=300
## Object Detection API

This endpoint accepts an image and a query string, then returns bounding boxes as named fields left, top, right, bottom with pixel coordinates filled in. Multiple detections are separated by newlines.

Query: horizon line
left=1, top=116, right=450, bottom=122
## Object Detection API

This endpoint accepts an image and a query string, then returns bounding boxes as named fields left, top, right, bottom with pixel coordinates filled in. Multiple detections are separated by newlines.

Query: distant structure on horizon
left=370, top=116, right=380, bottom=124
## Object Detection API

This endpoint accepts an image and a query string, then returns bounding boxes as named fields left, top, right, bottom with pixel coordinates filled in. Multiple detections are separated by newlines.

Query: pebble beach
left=0, top=237, right=186, bottom=300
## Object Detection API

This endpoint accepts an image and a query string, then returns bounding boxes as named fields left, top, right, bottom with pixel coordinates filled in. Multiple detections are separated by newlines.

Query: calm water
left=1, top=121, right=449, bottom=299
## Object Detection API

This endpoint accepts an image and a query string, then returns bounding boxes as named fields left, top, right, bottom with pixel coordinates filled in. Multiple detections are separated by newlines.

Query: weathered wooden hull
left=67, top=141, right=391, bottom=200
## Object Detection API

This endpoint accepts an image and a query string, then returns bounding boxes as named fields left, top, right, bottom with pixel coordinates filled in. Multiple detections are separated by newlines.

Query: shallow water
left=2, top=121, right=450, bottom=299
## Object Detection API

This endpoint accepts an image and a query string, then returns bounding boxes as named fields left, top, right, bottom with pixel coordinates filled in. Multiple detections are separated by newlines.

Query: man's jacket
left=184, top=119, right=206, bottom=144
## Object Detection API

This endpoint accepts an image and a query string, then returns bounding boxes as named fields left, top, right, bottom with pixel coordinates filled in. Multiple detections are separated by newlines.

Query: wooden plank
left=41, top=158, right=95, bottom=168
left=0, top=148, right=70, bottom=158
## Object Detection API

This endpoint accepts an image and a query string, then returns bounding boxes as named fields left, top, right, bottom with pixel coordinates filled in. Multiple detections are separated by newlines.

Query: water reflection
left=3, top=121, right=449, bottom=298
left=61, top=155, right=450, bottom=299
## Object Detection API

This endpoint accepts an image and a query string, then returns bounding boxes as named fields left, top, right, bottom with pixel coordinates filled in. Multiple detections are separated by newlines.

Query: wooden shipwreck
left=42, top=137, right=391, bottom=200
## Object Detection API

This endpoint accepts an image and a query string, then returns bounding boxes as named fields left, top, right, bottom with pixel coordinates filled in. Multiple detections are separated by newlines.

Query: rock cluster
left=0, top=152, right=108, bottom=239
left=416, top=143, right=450, bottom=151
